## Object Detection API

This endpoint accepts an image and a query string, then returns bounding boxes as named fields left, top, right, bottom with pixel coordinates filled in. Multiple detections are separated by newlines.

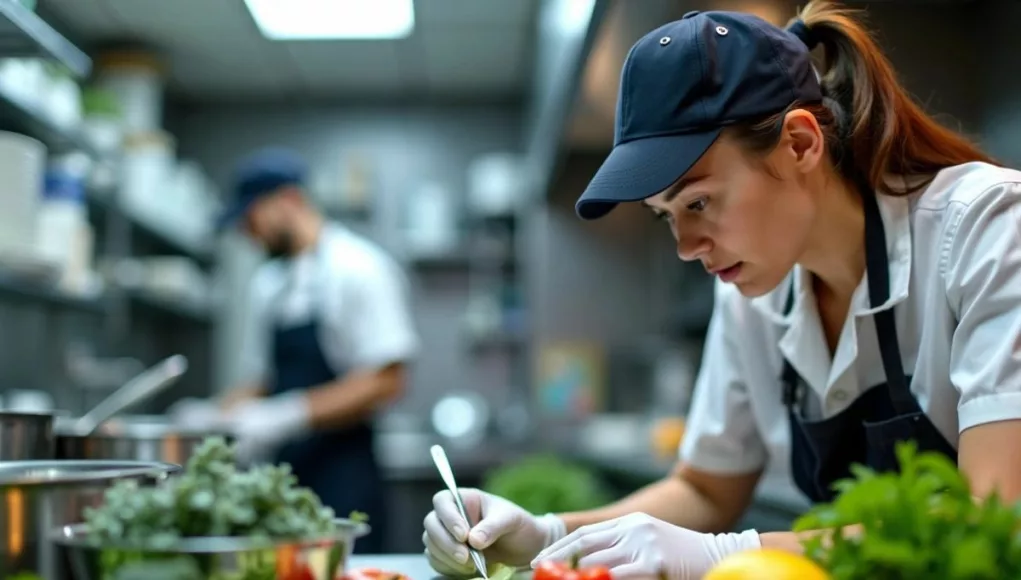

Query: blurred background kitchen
left=0, top=0, right=1013, bottom=554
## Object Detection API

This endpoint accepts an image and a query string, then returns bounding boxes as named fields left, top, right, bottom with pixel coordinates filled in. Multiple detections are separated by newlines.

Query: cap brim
left=575, top=128, right=722, bottom=220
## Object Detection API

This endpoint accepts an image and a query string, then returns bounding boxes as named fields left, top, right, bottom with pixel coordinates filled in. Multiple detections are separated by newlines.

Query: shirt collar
left=750, top=191, right=913, bottom=324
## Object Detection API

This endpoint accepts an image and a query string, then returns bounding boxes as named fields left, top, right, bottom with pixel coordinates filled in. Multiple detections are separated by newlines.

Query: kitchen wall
left=168, top=103, right=525, bottom=415
left=168, top=1, right=1008, bottom=424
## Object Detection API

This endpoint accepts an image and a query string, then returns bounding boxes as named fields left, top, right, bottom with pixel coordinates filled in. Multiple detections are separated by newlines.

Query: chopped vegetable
left=532, top=554, right=611, bottom=580
left=793, top=441, right=1021, bottom=579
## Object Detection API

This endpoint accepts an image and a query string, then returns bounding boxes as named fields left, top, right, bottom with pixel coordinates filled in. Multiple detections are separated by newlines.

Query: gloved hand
left=532, top=513, right=761, bottom=580
left=423, top=488, right=566, bottom=577
left=167, top=397, right=222, bottom=430
left=220, top=391, right=311, bottom=464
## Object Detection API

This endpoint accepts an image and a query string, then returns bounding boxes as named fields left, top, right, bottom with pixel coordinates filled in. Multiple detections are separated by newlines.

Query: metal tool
left=66, top=354, right=189, bottom=436
left=430, top=444, right=489, bottom=579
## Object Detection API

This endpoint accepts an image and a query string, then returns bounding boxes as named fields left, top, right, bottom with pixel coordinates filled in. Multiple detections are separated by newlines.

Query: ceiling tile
left=283, top=41, right=405, bottom=91
left=42, top=0, right=126, bottom=38
left=415, top=0, right=537, bottom=26
left=421, top=23, right=527, bottom=94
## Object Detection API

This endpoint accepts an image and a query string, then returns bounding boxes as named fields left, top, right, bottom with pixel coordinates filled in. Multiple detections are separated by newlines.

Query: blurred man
left=181, top=147, right=419, bottom=553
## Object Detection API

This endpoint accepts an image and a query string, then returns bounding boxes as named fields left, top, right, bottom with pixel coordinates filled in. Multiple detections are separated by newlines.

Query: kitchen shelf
left=0, top=271, right=106, bottom=313
left=0, top=89, right=99, bottom=156
left=0, top=0, right=91, bottom=78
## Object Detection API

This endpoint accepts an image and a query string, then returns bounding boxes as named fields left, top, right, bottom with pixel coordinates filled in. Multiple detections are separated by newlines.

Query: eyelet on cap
left=715, top=25, right=729, bottom=36
left=659, top=36, right=671, bottom=46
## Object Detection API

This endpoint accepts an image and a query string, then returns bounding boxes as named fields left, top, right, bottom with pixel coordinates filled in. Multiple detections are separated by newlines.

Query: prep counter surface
left=349, top=554, right=445, bottom=580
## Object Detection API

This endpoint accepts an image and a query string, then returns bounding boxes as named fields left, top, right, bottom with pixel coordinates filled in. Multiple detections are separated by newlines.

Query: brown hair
left=726, top=0, right=997, bottom=195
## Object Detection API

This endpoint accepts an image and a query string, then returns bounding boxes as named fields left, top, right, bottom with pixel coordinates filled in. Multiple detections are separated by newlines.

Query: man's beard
left=264, top=230, right=296, bottom=259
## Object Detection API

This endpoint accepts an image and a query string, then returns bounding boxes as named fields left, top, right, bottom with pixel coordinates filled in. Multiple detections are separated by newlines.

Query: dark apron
left=269, top=251, right=387, bottom=553
left=782, top=185, right=957, bottom=503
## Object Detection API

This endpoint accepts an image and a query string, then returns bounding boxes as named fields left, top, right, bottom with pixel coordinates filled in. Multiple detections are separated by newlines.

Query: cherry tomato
left=533, top=557, right=612, bottom=580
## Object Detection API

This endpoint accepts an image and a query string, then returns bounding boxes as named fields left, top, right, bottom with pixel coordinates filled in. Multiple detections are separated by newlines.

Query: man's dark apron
left=782, top=185, right=957, bottom=503
left=269, top=249, right=387, bottom=553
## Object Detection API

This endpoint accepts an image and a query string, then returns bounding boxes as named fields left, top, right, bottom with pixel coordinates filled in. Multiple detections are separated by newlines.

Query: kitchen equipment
left=60, top=354, right=187, bottom=437
left=56, top=414, right=233, bottom=465
left=430, top=444, right=489, bottom=579
left=0, top=459, right=180, bottom=579
left=0, top=130, right=45, bottom=261
left=54, top=517, right=370, bottom=580
left=0, top=410, right=55, bottom=460
left=55, top=354, right=229, bottom=465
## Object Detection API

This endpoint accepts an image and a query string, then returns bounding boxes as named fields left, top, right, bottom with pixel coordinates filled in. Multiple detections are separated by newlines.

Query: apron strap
left=860, top=181, right=916, bottom=415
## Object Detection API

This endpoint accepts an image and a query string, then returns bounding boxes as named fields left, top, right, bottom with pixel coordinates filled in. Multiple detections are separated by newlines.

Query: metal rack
left=0, top=4, right=216, bottom=414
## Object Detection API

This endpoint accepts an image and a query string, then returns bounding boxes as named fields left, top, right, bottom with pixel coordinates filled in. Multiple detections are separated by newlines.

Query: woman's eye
left=686, top=198, right=707, bottom=212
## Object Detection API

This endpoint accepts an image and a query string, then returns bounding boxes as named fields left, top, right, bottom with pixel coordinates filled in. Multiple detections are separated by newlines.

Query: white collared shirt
left=238, top=222, right=420, bottom=384
left=679, top=162, right=1021, bottom=495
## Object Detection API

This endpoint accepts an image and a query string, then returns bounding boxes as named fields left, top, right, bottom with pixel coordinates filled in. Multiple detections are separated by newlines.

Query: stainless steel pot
left=56, top=414, right=233, bottom=465
left=0, top=459, right=180, bottom=579
left=0, top=410, right=55, bottom=460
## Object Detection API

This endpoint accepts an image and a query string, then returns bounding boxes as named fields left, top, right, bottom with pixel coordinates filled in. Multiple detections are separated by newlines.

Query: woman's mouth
left=714, top=263, right=743, bottom=282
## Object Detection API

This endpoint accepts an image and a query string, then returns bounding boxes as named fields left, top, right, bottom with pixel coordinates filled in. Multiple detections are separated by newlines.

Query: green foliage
left=793, top=441, right=1021, bottom=579
left=482, top=454, right=613, bottom=515
left=83, top=437, right=337, bottom=545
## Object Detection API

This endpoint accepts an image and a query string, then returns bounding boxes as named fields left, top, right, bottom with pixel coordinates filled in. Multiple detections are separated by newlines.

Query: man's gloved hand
left=532, top=512, right=761, bottom=580
left=423, top=488, right=566, bottom=577
left=221, top=391, right=311, bottom=464
left=167, top=397, right=222, bottom=430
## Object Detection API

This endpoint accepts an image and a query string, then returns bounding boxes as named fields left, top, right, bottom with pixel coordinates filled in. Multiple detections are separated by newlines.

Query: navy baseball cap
left=216, top=147, right=308, bottom=231
left=575, top=10, right=822, bottom=220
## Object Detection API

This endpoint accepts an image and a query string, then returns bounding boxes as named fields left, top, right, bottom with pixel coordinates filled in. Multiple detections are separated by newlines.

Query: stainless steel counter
left=348, top=554, right=447, bottom=580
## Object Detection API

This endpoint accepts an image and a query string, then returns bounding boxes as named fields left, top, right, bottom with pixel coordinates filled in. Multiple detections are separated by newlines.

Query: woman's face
left=643, top=115, right=824, bottom=298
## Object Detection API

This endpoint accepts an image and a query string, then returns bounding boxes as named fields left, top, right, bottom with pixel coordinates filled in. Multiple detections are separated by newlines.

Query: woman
left=423, top=1, right=1021, bottom=578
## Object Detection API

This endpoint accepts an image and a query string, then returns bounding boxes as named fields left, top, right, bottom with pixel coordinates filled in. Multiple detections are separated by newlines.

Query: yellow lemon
left=704, top=548, right=831, bottom=580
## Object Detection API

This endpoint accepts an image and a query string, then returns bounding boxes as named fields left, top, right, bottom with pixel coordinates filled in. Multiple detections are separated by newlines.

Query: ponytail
left=730, top=0, right=997, bottom=195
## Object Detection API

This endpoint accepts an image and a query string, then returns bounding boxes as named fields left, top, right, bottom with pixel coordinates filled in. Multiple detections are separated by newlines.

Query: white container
left=120, top=131, right=174, bottom=221
left=404, top=182, right=458, bottom=255
left=37, top=165, right=87, bottom=273
left=43, top=74, right=82, bottom=131
left=94, top=52, right=164, bottom=132
left=0, top=132, right=46, bottom=258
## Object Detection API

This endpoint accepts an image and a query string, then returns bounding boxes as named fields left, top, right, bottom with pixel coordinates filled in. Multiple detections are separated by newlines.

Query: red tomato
left=533, top=558, right=612, bottom=580
left=283, top=563, right=315, bottom=580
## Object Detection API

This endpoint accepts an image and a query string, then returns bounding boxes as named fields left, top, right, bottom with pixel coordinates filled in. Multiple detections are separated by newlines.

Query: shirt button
left=832, top=391, right=848, bottom=402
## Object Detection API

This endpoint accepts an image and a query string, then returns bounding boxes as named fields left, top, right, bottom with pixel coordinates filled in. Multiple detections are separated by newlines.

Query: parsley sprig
left=793, top=442, right=1021, bottom=579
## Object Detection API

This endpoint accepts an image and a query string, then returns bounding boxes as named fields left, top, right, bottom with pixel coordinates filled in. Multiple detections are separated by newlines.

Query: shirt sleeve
left=679, top=280, right=769, bottom=474
left=945, top=181, right=1021, bottom=432
left=331, top=249, right=421, bottom=371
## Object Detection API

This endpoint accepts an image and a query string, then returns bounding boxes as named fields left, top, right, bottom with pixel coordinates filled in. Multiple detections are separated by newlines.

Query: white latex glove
left=221, top=391, right=311, bottom=464
left=167, top=397, right=222, bottom=430
left=423, top=487, right=566, bottom=577
left=532, top=513, right=761, bottom=580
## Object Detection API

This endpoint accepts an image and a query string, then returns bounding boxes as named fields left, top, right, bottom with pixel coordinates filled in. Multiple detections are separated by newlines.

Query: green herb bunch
left=793, top=442, right=1021, bottom=579
left=83, top=437, right=337, bottom=548
left=482, top=454, right=613, bottom=515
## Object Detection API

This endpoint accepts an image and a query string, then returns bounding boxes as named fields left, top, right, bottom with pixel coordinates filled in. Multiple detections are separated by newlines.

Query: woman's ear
left=781, top=109, right=825, bottom=174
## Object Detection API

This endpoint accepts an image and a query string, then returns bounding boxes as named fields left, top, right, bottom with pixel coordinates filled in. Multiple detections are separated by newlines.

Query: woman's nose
left=676, top=233, right=711, bottom=262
